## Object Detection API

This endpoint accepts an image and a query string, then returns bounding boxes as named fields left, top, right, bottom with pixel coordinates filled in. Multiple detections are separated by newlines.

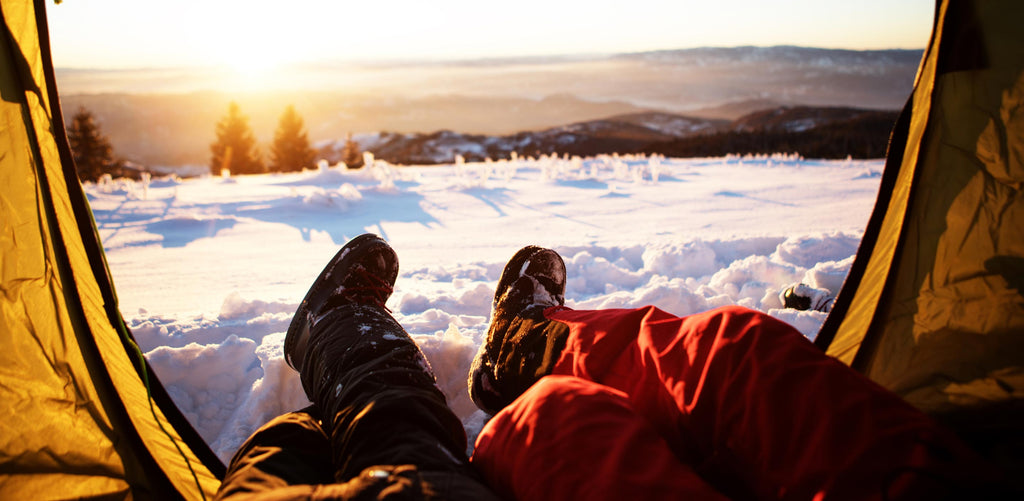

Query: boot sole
left=493, top=246, right=542, bottom=309
left=492, top=246, right=566, bottom=311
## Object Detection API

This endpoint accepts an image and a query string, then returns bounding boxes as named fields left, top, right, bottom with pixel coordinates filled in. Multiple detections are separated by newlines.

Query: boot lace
left=340, top=266, right=394, bottom=312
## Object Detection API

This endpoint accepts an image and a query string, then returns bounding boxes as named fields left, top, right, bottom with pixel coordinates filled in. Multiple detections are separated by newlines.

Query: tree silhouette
left=210, top=102, right=264, bottom=176
left=342, top=132, right=364, bottom=169
left=270, top=105, right=316, bottom=172
left=67, top=107, right=118, bottom=182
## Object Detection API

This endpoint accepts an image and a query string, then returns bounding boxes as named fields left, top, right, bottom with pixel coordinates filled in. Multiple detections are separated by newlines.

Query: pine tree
left=342, top=132, right=364, bottom=169
left=270, top=105, right=316, bottom=172
left=210, top=102, right=264, bottom=176
left=67, top=107, right=117, bottom=182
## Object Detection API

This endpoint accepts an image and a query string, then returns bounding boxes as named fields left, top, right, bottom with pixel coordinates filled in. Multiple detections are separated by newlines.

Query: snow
left=84, top=153, right=882, bottom=462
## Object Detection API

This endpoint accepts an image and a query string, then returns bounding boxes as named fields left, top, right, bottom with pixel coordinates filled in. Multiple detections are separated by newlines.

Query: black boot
left=285, top=233, right=398, bottom=373
left=469, top=246, right=570, bottom=414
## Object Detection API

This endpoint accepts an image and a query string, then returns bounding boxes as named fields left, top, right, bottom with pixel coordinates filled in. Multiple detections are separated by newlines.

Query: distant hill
left=318, top=107, right=899, bottom=165
left=588, top=112, right=729, bottom=137
left=642, top=108, right=900, bottom=160
left=316, top=111, right=718, bottom=165
left=689, top=99, right=787, bottom=121
left=729, top=106, right=891, bottom=133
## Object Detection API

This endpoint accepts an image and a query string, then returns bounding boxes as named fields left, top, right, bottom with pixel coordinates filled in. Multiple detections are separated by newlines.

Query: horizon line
left=52, top=44, right=927, bottom=72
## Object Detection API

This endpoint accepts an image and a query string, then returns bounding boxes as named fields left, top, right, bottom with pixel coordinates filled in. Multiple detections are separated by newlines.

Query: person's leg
left=218, top=408, right=472, bottom=501
left=473, top=245, right=996, bottom=499
left=278, top=234, right=495, bottom=499
left=218, top=405, right=451, bottom=501
left=216, top=406, right=334, bottom=499
left=472, top=375, right=729, bottom=501
left=301, top=302, right=471, bottom=480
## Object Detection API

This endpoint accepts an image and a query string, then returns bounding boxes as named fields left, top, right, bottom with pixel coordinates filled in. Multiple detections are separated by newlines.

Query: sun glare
left=202, top=19, right=299, bottom=92
left=225, top=52, right=280, bottom=79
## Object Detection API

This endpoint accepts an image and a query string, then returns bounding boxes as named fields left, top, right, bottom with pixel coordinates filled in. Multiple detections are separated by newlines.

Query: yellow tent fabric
left=1, top=0, right=222, bottom=498
left=817, top=0, right=1023, bottom=467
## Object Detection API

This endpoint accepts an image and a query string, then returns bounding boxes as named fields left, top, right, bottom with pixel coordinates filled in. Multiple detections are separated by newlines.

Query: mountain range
left=319, top=106, right=898, bottom=166
left=57, top=46, right=921, bottom=167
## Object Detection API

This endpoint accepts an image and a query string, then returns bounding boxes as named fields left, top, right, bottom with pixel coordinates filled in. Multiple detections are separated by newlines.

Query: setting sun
left=213, top=38, right=288, bottom=85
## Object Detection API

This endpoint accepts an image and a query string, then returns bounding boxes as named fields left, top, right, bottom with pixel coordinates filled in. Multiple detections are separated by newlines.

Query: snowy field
left=84, top=154, right=883, bottom=461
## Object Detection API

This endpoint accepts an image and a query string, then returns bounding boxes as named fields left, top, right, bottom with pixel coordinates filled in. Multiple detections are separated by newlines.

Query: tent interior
left=1, top=0, right=1020, bottom=498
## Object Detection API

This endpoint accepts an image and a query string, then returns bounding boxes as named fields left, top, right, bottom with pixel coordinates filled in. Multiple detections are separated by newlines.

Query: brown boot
left=469, top=246, right=568, bottom=414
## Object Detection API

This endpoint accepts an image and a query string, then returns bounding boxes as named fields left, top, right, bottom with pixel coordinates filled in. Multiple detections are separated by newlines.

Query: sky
left=47, top=0, right=933, bottom=71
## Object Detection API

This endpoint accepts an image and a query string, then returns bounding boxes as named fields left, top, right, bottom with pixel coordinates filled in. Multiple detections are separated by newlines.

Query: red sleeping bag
left=473, top=305, right=987, bottom=500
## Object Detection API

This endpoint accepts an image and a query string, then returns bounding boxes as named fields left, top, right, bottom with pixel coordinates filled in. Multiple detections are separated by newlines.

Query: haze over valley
left=58, top=46, right=922, bottom=167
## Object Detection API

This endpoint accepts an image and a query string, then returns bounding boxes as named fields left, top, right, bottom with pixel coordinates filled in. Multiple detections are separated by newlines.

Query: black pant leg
left=300, top=304, right=498, bottom=499
left=216, top=406, right=335, bottom=499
